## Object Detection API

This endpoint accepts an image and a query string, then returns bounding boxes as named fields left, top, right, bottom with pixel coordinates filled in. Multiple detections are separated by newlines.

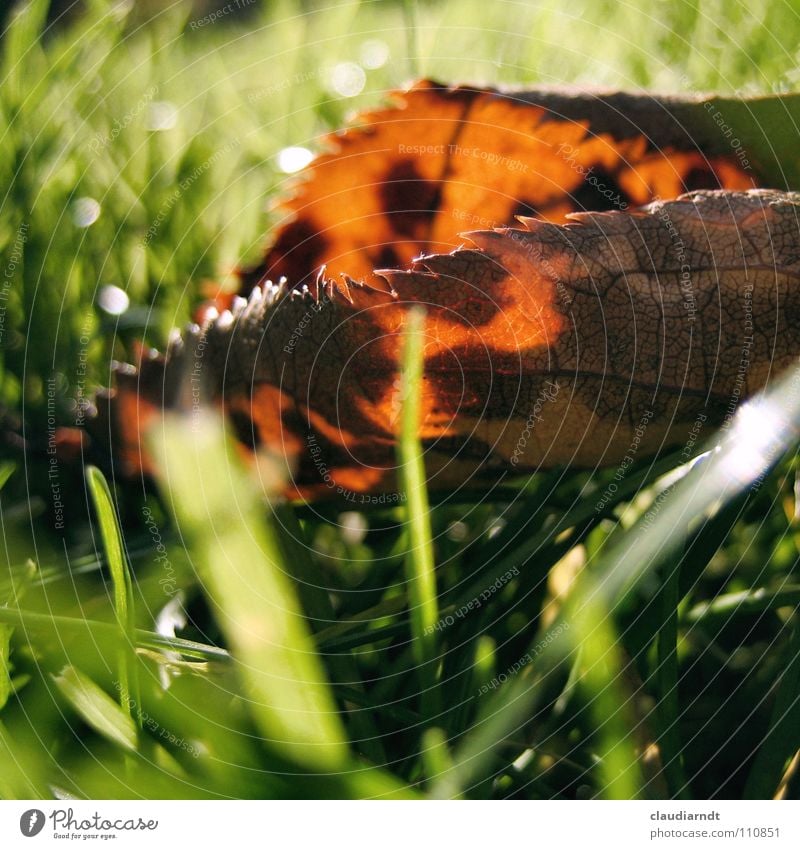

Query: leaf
left=0, top=720, right=47, bottom=798
left=239, top=81, right=759, bottom=294
left=100, top=82, right=800, bottom=502
left=693, top=93, right=800, bottom=188
left=182, top=188, right=800, bottom=500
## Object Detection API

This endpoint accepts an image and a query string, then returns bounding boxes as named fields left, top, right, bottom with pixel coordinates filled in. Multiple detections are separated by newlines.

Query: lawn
left=1, top=0, right=800, bottom=799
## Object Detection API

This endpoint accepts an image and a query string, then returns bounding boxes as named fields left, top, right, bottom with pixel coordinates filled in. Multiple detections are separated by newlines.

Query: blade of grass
left=52, top=665, right=137, bottom=753
left=397, top=306, right=439, bottom=722
left=654, top=559, right=690, bottom=799
left=336, top=686, right=420, bottom=725
left=0, top=624, right=13, bottom=712
left=151, top=413, right=349, bottom=771
left=684, top=586, right=800, bottom=624
left=314, top=594, right=407, bottom=647
left=0, top=557, right=34, bottom=712
left=273, top=504, right=385, bottom=763
left=0, top=720, right=48, bottom=799
left=318, top=619, right=409, bottom=652
left=0, top=606, right=230, bottom=661
left=0, top=0, right=48, bottom=106
left=85, top=466, right=141, bottom=728
left=402, top=0, right=420, bottom=77
left=573, top=596, right=642, bottom=799
left=0, top=462, right=14, bottom=490
left=444, top=450, right=696, bottom=620
left=744, top=617, right=800, bottom=798
left=422, top=727, right=461, bottom=798
left=441, top=364, right=800, bottom=795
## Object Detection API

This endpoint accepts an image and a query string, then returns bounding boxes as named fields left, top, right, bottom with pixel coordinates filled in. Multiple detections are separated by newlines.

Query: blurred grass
left=86, top=465, right=141, bottom=727
left=151, top=413, right=350, bottom=772
left=0, top=0, right=799, bottom=800
left=397, top=307, right=439, bottom=724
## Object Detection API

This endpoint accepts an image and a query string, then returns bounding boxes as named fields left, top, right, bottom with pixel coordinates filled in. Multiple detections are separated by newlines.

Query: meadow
left=1, top=0, right=799, bottom=799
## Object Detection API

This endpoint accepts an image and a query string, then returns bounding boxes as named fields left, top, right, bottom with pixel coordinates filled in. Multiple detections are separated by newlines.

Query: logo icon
left=19, top=810, right=45, bottom=837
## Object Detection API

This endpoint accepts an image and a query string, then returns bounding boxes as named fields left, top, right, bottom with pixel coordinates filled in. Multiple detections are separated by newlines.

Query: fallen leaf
left=96, top=83, right=800, bottom=500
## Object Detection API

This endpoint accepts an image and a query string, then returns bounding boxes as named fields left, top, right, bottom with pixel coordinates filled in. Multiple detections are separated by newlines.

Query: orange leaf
left=103, top=83, right=800, bottom=502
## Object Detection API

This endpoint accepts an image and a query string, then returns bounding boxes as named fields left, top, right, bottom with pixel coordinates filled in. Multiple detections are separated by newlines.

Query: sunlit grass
left=1, top=0, right=800, bottom=800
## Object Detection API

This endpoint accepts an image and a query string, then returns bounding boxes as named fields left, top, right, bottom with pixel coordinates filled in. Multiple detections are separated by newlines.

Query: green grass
left=1, top=0, right=800, bottom=799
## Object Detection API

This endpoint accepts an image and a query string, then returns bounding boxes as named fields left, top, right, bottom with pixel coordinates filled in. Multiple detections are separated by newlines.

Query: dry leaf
left=98, top=82, right=800, bottom=500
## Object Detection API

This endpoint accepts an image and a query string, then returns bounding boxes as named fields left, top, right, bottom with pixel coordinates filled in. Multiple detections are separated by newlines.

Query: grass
left=397, top=307, right=439, bottom=723
left=1, top=0, right=800, bottom=799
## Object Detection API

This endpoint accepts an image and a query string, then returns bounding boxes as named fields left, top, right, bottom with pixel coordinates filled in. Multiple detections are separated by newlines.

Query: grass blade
left=684, top=586, right=800, bottom=624
left=85, top=466, right=140, bottom=727
left=444, top=364, right=800, bottom=794
left=573, top=596, right=642, bottom=799
left=52, top=665, right=137, bottom=753
left=273, top=504, right=385, bottom=763
left=0, top=606, right=230, bottom=662
left=744, top=618, right=800, bottom=798
left=397, top=306, right=439, bottom=721
left=0, top=624, right=13, bottom=712
left=0, top=462, right=14, bottom=490
left=655, top=560, right=690, bottom=798
left=423, top=727, right=461, bottom=798
left=151, top=413, right=349, bottom=771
